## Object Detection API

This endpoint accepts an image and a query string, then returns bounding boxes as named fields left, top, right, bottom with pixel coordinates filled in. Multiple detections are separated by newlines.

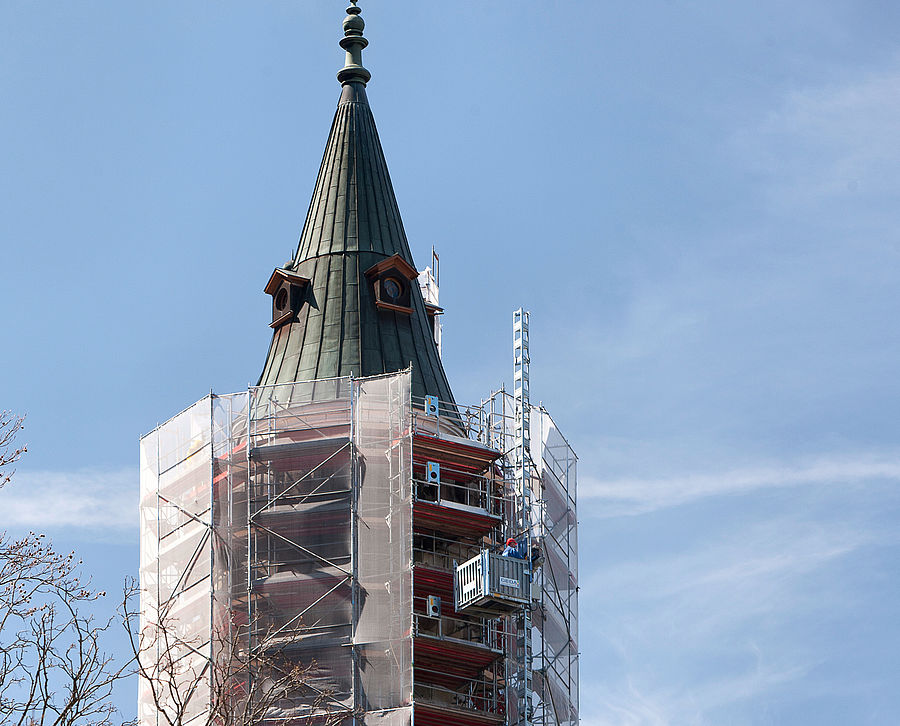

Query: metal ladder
left=513, top=308, right=534, bottom=726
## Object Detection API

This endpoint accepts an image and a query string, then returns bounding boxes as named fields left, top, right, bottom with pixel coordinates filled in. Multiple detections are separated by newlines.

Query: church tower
left=139, top=6, right=578, bottom=726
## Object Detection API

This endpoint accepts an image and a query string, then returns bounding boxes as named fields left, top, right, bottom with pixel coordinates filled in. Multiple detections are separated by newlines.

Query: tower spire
left=257, top=4, right=455, bottom=404
left=337, top=1, right=371, bottom=86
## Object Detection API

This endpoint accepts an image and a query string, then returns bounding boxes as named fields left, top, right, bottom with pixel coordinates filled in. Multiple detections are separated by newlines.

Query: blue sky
left=2, top=1, right=900, bottom=724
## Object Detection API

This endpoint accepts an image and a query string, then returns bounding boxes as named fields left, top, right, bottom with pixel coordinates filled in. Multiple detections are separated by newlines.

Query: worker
left=502, top=537, right=527, bottom=560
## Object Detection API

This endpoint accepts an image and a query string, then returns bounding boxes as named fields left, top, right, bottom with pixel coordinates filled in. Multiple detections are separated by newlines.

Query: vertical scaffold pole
left=349, top=373, right=358, bottom=725
left=512, top=308, right=532, bottom=726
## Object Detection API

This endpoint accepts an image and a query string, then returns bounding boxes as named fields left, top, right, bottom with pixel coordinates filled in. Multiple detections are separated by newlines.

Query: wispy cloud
left=582, top=661, right=810, bottom=726
left=572, top=39, right=900, bottom=726
left=578, top=505, right=882, bottom=725
left=733, top=58, right=900, bottom=213
left=0, top=467, right=137, bottom=531
left=581, top=453, right=900, bottom=516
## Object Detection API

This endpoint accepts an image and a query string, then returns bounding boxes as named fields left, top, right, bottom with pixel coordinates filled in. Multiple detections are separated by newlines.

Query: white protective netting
left=353, top=372, right=413, bottom=726
left=248, top=377, right=355, bottom=723
left=140, top=371, right=503, bottom=726
left=139, top=397, right=215, bottom=726
left=531, top=408, right=578, bottom=726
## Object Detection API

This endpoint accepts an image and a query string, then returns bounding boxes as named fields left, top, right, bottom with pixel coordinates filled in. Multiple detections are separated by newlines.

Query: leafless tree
left=1, top=414, right=340, bottom=726
left=121, top=580, right=352, bottom=726
left=0, top=413, right=132, bottom=726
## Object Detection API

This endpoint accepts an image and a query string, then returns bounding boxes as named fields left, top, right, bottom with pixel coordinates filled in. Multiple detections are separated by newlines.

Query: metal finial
left=337, top=1, right=371, bottom=86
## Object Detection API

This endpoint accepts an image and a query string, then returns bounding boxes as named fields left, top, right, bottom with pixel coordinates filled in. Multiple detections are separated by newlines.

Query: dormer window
left=275, top=288, right=289, bottom=313
left=365, top=254, right=418, bottom=314
left=384, top=276, right=406, bottom=306
left=264, top=268, right=310, bottom=329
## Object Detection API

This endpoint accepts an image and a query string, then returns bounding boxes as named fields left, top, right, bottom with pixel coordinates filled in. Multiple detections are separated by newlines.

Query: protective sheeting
left=531, top=408, right=578, bottom=726
left=248, top=377, right=355, bottom=722
left=362, top=707, right=413, bottom=726
left=142, top=373, right=418, bottom=725
left=140, top=371, right=572, bottom=726
left=353, top=373, right=413, bottom=715
left=211, top=392, right=250, bottom=719
left=139, top=397, right=216, bottom=726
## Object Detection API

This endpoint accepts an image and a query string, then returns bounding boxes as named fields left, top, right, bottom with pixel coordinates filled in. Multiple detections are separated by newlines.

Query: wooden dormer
left=264, top=268, right=311, bottom=329
left=364, top=254, right=419, bottom=315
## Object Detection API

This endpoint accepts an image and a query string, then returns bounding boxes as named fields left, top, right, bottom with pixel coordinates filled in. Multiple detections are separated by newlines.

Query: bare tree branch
left=1, top=415, right=348, bottom=726
left=0, top=531, right=130, bottom=726
left=0, top=414, right=133, bottom=726
left=121, top=579, right=356, bottom=726
left=0, top=411, right=26, bottom=490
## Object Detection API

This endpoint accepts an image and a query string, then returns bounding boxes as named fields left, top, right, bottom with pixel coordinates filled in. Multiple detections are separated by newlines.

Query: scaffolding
left=139, top=392, right=250, bottom=726
left=139, top=369, right=576, bottom=726
left=247, top=377, right=357, bottom=724
left=475, top=392, right=579, bottom=726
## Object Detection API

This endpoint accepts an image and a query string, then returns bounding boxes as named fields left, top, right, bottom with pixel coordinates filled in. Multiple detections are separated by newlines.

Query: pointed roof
left=258, top=3, right=455, bottom=404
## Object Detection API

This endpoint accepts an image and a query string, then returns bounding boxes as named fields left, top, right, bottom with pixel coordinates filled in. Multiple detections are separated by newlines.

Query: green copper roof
left=258, top=4, right=455, bottom=404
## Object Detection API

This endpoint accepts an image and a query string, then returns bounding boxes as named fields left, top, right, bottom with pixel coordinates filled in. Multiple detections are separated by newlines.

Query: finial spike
left=338, top=1, right=371, bottom=86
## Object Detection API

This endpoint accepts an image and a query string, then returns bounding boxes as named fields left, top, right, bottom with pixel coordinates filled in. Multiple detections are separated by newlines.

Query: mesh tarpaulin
left=248, top=378, right=354, bottom=722
left=139, top=372, right=421, bottom=726
left=353, top=373, right=413, bottom=725
left=139, top=397, right=215, bottom=726
left=140, top=393, right=253, bottom=726
left=531, top=409, right=578, bottom=726
left=211, top=393, right=250, bottom=716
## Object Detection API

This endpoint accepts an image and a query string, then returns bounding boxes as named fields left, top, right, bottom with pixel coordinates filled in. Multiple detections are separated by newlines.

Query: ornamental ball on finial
left=344, top=2, right=364, bottom=34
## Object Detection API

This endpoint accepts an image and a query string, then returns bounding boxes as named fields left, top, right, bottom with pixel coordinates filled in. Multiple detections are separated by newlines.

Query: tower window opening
left=275, top=288, right=288, bottom=311
left=383, top=277, right=403, bottom=303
